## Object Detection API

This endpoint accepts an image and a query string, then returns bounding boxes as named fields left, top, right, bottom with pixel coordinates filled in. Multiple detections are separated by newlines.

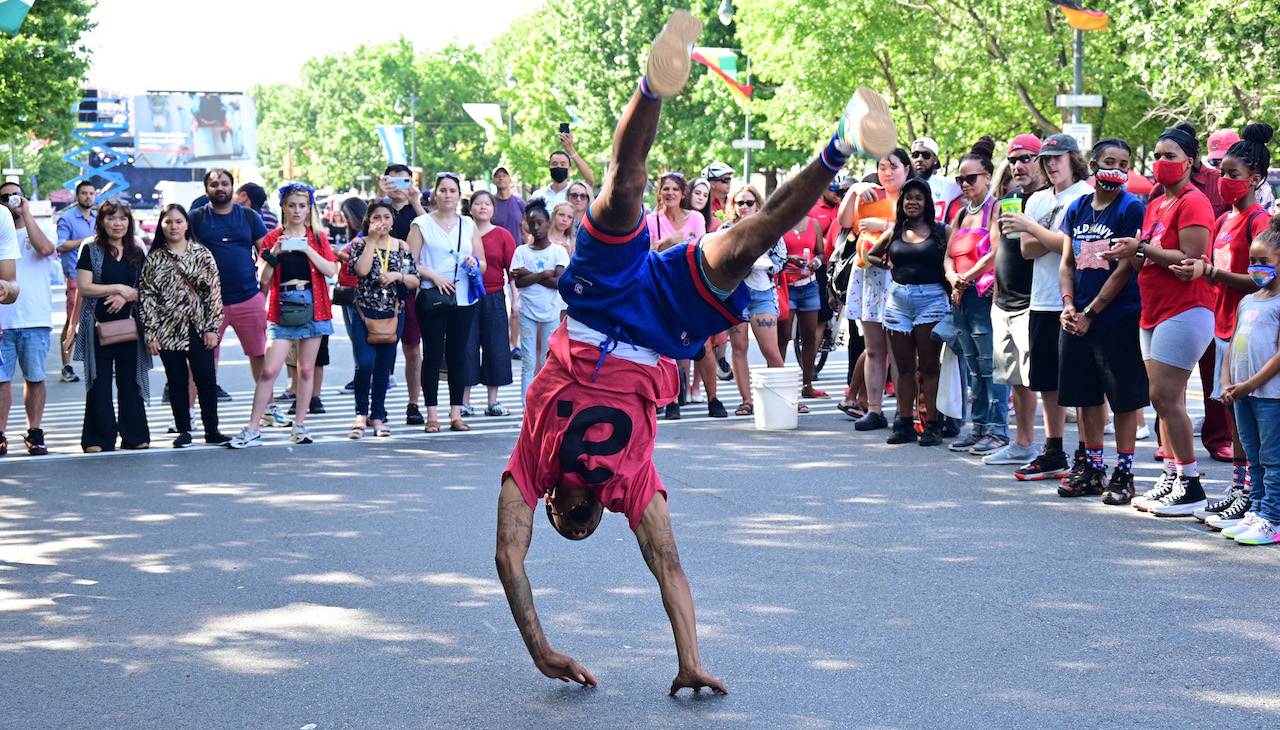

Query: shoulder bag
left=419, top=217, right=460, bottom=312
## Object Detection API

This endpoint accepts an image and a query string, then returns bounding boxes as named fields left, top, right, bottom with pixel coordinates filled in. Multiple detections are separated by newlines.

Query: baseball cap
left=911, top=137, right=940, bottom=156
left=237, top=182, right=267, bottom=210
left=1207, top=129, right=1241, bottom=161
left=702, top=161, right=735, bottom=180
left=491, top=165, right=510, bottom=177
left=1008, top=134, right=1042, bottom=156
left=1039, top=133, right=1079, bottom=156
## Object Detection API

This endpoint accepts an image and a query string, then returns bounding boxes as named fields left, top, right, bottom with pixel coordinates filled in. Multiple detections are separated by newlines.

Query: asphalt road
left=3, top=297, right=1279, bottom=729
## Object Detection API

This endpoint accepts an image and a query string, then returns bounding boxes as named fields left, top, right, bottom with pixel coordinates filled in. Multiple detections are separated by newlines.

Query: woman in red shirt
left=1106, top=123, right=1216, bottom=515
left=229, top=184, right=338, bottom=448
left=1171, top=123, right=1274, bottom=517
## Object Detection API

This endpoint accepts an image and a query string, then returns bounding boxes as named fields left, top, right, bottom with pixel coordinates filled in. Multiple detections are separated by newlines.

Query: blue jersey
left=560, top=211, right=748, bottom=359
left=1060, top=191, right=1146, bottom=329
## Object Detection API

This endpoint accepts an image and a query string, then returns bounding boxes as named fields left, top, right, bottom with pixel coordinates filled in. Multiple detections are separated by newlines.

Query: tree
left=0, top=0, right=96, bottom=142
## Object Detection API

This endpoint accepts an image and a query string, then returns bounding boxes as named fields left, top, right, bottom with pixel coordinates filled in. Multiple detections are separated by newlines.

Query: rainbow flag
left=691, top=47, right=753, bottom=107
left=1046, top=0, right=1110, bottom=31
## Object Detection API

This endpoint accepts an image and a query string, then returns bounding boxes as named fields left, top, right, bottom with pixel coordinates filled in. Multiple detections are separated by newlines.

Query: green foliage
left=252, top=39, right=498, bottom=192
left=0, top=0, right=95, bottom=141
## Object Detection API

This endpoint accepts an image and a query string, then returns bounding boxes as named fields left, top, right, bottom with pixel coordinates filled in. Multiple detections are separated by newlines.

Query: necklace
left=965, top=195, right=991, bottom=216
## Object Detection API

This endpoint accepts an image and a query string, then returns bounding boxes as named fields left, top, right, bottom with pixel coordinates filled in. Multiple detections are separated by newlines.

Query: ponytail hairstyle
left=1158, top=122, right=1200, bottom=160
left=1224, top=123, right=1274, bottom=178
left=1091, top=137, right=1132, bottom=161
left=959, top=136, right=996, bottom=174
left=1255, top=210, right=1280, bottom=254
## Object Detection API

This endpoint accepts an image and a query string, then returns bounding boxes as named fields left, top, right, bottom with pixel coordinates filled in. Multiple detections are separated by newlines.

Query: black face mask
left=549, top=167, right=570, bottom=183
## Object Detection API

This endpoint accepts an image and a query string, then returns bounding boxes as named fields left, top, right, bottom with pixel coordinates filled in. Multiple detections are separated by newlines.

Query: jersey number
left=557, top=401, right=633, bottom=485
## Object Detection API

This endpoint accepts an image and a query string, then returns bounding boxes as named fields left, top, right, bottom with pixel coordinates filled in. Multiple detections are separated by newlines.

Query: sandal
left=348, top=421, right=366, bottom=440
left=801, top=386, right=829, bottom=399
left=797, top=403, right=810, bottom=414
left=373, top=421, right=391, bottom=437
left=836, top=402, right=867, bottom=419
left=735, top=402, right=754, bottom=416
left=450, top=419, right=470, bottom=432
left=424, top=420, right=441, bottom=433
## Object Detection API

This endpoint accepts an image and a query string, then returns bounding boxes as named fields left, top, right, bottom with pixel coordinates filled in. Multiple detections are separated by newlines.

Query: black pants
left=158, top=329, right=220, bottom=435
left=82, top=342, right=149, bottom=450
left=417, top=300, right=477, bottom=408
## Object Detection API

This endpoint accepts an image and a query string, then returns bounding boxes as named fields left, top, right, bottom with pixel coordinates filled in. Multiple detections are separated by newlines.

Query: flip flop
left=801, top=386, right=830, bottom=399
left=836, top=402, right=866, bottom=419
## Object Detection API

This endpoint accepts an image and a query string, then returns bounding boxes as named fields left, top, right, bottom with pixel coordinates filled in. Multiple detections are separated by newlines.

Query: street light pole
left=397, top=94, right=420, bottom=169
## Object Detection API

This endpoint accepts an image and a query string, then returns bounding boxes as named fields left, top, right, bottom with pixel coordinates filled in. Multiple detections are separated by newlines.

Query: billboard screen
left=133, top=92, right=257, bottom=169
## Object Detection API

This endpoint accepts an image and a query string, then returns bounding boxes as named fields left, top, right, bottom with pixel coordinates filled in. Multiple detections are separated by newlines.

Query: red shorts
left=504, top=324, right=679, bottom=531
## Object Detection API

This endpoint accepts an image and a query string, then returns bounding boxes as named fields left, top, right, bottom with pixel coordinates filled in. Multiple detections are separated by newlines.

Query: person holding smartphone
left=228, top=184, right=338, bottom=448
left=378, top=164, right=427, bottom=427
left=532, top=128, right=597, bottom=205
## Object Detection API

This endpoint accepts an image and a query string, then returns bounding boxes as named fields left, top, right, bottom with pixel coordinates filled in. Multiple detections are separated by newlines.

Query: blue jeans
left=1234, top=397, right=1280, bottom=522
left=349, top=309, right=404, bottom=420
left=952, top=287, right=1009, bottom=436
left=519, top=312, right=555, bottom=403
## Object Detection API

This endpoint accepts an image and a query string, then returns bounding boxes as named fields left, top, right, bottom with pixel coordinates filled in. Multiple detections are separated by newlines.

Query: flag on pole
left=0, top=0, right=34, bottom=35
left=1046, top=0, right=1110, bottom=31
left=691, top=47, right=753, bottom=107
left=375, top=125, right=406, bottom=166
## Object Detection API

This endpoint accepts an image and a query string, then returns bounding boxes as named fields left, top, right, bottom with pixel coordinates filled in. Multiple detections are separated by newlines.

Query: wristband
left=1061, top=294, right=1074, bottom=305
left=261, top=251, right=278, bottom=267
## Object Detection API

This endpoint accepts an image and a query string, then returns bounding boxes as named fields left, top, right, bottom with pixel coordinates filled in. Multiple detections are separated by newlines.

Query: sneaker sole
left=1014, top=468, right=1069, bottom=481
left=1149, top=500, right=1209, bottom=517
left=645, top=10, right=701, bottom=98
left=229, top=441, right=262, bottom=449
left=983, top=456, right=1035, bottom=465
left=839, top=87, right=897, bottom=159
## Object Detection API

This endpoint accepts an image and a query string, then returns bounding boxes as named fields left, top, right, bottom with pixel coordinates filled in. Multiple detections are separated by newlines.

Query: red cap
left=1008, top=134, right=1042, bottom=155
left=1207, top=129, right=1240, bottom=161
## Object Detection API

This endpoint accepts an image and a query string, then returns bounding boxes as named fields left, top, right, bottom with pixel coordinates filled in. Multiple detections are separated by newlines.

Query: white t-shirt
left=566, top=317, right=660, bottom=366
left=1027, top=180, right=1093, bottom=311
left=0, top=211, right=17, bottom=264
left=532, top=185, right=567, bottom=206
left=413, top=213, right=476, bottom=306
left=928, top=175, right=963, bottom=221
left=512, top=243, right=570, bottom=322
left=0, top=227, right=54, bottom=329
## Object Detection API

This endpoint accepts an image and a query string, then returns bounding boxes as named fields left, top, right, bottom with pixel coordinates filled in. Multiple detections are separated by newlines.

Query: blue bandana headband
left=278, top=182, right=315, bottom=207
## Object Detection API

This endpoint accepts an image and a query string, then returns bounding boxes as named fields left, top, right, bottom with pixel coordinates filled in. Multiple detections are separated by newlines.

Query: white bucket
left=750, top=366, right=801, bottom=430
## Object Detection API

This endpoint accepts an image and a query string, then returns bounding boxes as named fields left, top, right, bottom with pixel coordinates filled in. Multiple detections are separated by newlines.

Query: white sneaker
left=1104, top=421, right=1115, bottom=435
left=837, top=87, right=898, bottom=159
left=644, top=10, right=701, bottom=98
left=290, top=424, right=313, bottom=445
left=1134, top=471, right=1176, bottom=511
left=1234, top=517, right=1280, bottom=545
left=982, top=441, right=1040, bottom=466
left=1135, top=425, right=1151, bottom=440
left=1221, top=512, right=1261, bottom=539
left=228, top=427, right=262, bottom=449
left=261, top=403, right=292, bottom=428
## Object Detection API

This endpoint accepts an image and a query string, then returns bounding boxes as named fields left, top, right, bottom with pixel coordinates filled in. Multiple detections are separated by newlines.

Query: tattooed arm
left=494, top=478, right=597, bottom=686
left=635, top=493, right=728, bottom=696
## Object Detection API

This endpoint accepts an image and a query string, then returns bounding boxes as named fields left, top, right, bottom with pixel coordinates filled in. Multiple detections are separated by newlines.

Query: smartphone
left=280, top=237, right=309, bottom=252
left=559, top=123, right=571, bottom=135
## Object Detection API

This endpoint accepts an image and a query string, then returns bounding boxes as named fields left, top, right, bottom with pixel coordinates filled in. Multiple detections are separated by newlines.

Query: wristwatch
left=1134, top=241, right=1147, bottom=260
left=1083, top=307, right=1098, bottom=320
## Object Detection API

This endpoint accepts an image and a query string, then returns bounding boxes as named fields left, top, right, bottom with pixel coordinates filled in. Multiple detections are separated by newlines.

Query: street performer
left=495, top=9, right=898, bottom=695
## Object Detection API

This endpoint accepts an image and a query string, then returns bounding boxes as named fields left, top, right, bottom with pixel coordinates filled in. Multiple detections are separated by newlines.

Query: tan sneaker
left=645, top=10, right=703, bottom=98
left=837, top=87, right=898, bottom=159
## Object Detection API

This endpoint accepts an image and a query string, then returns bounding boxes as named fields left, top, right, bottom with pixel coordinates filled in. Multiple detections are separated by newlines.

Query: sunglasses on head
left=955, top=173, right=987, bottom=186
left=1008, top=154, right=1036, bottom=166
left=910, top=150, right=934, bottom=160
left=734, top=198, right=757, bottom=207
left=435, top=171, right=461, bottom=182
left=663, top=171, right=685, bottom=179
left=104, top=195, right=132, bottom=208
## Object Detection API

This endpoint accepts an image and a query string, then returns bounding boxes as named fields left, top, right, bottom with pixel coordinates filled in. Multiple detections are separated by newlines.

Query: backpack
left=190, top=203, right=261, bottom=249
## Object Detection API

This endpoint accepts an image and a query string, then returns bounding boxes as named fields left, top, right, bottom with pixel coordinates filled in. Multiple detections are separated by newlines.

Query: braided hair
left=1224, top=123, right=1274, bottom=177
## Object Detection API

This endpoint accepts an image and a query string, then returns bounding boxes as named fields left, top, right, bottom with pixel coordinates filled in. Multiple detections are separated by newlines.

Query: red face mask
left=1153, top=159, right=1189, bottom=187
left=1218, top=176, right=1254, bottom=206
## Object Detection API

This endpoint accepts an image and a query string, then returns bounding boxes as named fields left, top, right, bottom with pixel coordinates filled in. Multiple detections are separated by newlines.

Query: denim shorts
left=787, top=280, right=821, bottom=313
left=0, top=327, right=51, bottom=382
left=743, top=286, right=779, bottom=317
left=269, top=318, right=335, bottom=341
left=882, top=282, right=950, bottom=334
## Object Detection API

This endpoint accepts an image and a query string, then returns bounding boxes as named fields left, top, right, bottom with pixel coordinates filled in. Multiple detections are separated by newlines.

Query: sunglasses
left=1008, top=154, right=1036, bottom=166
left=662, top=171, right=686, bottom=179
left=435, top=171, right=461, bottom=182
left=1206, top=158, right=1222, bottom=168
left=709, top=176, right=731, bottom=184
left=955, top=173, right=988, bottom=186
left=734, top=199, right=758, bottom=207
left=104, top=195, right=132, bottom=208
left=910, top=150, right=934, bottom=160
left=568, top=192, right=589, bottom=200
left=832, top=187, right=848, bottom=197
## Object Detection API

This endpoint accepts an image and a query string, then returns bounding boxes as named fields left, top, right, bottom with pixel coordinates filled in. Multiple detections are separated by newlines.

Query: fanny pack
left=279, top=288, right=314, bottom=327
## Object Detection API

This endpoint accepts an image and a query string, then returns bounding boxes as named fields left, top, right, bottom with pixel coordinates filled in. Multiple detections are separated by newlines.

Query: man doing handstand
left=495, top=9, right=897, bottom=695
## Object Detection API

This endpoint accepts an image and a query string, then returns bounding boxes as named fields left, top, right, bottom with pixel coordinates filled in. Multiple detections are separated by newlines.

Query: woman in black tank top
left=865, top=178, right=952, bottom=444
